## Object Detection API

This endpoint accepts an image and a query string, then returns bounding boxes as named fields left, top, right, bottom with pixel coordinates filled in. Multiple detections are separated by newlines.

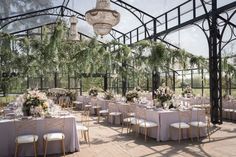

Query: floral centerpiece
left=125, top=90, right=139, bottom=102
left=88, top=87, right=98, bottom=97
left=47, top=88, right=77, bottom=106
left=134, top=86, right=142, bottom=92
left=65, top=90, right=77, bottom=101
left=154, top=86, right=174, bottom=109
left=223, top=94, right=234, bottom=100
left=182, top=86, right=193, bottom=98
left=22, top=90, right=49, bottom=116
left=104, top=91, right=114, bottom=100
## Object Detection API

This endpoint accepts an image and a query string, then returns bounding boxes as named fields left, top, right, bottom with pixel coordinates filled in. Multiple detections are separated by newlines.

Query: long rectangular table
left=0, top=116, right=79, bottom=157
left=79, top=96, right=207, bottom=141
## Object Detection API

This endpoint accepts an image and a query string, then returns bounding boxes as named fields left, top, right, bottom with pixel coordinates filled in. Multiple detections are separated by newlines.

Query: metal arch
left=0, top=6, right=63, bottom=30
left=219, top=10, right=236, bottom=51
left=194, top=0, right=223, bottom=124
left=147, top=1, right=236, bottom=39
left=55, top=0, right=71, bottom=21
left=193, top=0, right=236, bottom=124
left=111, top=0, right=155, bottom=20
left=110, top=0, right=157, bottom=38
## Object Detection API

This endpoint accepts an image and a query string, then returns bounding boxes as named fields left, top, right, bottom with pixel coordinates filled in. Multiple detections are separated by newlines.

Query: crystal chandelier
left=69, top=15, right=80, bottom=41
left=85, top=0, right=120, bottom=37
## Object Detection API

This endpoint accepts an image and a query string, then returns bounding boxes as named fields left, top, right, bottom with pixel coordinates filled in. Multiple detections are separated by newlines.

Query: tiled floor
left=65, top=112, right=236, bottom=157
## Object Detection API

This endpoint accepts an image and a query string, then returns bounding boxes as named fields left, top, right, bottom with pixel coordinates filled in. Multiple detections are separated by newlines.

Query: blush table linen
left=158, top=109, right=206, bottom=141
left=0, top=116, right=79, bottom=157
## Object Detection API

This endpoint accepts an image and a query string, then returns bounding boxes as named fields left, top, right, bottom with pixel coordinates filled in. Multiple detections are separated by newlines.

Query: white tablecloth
left=0, top=116, right=79, bottom=157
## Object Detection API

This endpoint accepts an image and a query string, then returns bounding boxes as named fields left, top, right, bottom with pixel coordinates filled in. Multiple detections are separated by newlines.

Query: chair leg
left=136, top=125, right=139, bottom=137
left=81, top=130, right=84, bottom=139
left=128, top=122, right=131, bottom=133
left=84, top=131, right=87, bottom=143
left=127, top=122, right=130, bottom=134
left=44, top=140, right=48, bottom=157
left=189, top=126, right=193, bottom=142
left=198, top=127, right=200, bottom=141
left=144, top=127, right=147, bottom=142
left=178, top=128, right=181, bottom=144
left=97, top=113, right=100, bottom=123
left=61, top=139, right=65, bottom=157
left=87, top=131, right=91, bottom=146
left=207, top=126, right=211, bottom=141
left=14, top=143, right=18, bottom=157
left=169, top=126, right=171, bottom=140
left=33, top=141, right=37, bottom=157
left=121, top=121, right=124, bottom=133
left=106, top=115, right=109, bottom=123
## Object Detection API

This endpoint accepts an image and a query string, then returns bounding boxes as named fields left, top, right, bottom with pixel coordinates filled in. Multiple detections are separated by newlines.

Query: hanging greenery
left=0, top=20, right=220, bottom=95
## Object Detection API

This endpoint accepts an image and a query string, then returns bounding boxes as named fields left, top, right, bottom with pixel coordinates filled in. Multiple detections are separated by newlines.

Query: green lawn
left=175, top=88, right=236, bottom=97
left=174, top=88, right=210, bottom=97
left=0, top=96, right=17, bottom=108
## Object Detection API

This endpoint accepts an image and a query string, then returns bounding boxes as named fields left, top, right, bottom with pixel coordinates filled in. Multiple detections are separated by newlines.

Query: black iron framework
left=1, top=0, right=236, bottom=124
left=10, top=22, right=105, bottom=44
left=190, top=0, right=236, bottom=124
left=114, top=0, right=236, bottom=124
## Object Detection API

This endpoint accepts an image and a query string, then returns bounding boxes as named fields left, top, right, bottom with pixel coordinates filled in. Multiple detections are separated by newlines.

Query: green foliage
left=0, top=33, right=17, bottom=95
left=1, top=21, right=216, bottom=95
left=149, top=42, right=166, bottom=70
left=189, top=55, right=207, bottom=71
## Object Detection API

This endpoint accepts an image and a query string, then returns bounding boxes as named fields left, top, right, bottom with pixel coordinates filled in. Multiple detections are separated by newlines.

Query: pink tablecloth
left=0, top=116, right=79, bottom=157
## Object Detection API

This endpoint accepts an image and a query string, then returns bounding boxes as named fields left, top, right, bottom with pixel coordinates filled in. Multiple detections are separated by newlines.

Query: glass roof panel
left=0, top=0, right=66, bottom=19
left=5, top=15, right=57, bottom=34
left=0, top=0, right=235, bottom=57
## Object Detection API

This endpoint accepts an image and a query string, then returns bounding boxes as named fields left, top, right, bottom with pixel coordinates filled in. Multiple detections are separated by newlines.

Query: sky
left=67, top=0, right=236, bottom=57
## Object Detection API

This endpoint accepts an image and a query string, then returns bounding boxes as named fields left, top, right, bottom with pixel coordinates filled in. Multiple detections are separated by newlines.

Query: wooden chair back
left=178, top=109, right=192, bottom=123
left=44, top=116, right=65, bottom=134
left=81, top=110, right=90, bottom=127
left=14, top=119, right=37, bottom=141
left=108, top=103, right=119, bottom=112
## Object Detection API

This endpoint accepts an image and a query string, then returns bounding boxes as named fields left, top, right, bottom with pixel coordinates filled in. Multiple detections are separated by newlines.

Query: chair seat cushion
left=43, top=133, right=65, bottom=141
left=76, top=124, right=88, bottom=131
left=170, top=122, right=190, bottom=129
left=139, top=121, right=158, bottom=128
left=130, top=118, right=144, bottom=125
left=223, top=109, right=234, bottom=112
left=16, top=135, right=38, bottom=144
left=109, top=112, right=122, bottom=116
left=99, top=110, right=109, bottom=114
left=123, top=117, right=135, bottom=123
left=92, top=106, right=101, bottom=109
left=127, top=112, right=135, bottom=117
left=189, top=121, right=207, bottom=127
